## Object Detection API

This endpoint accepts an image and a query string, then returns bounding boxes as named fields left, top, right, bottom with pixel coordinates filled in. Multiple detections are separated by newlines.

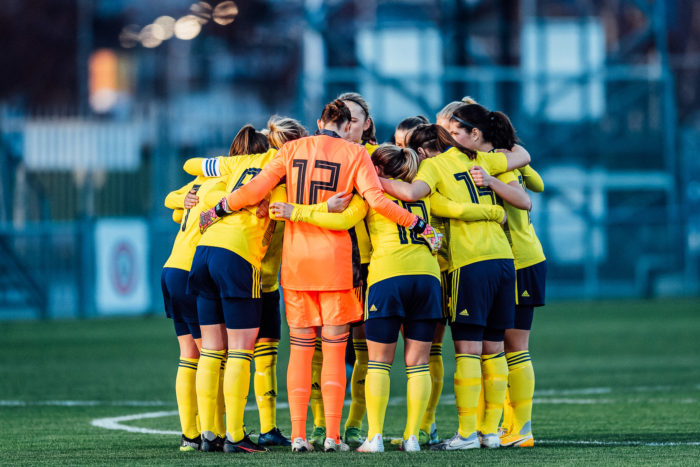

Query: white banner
left=95, top=219, right=150, bottom=315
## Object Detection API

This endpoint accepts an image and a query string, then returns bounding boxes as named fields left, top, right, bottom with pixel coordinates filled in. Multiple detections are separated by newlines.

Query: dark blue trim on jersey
left=316, top=129, right=342, bottom=139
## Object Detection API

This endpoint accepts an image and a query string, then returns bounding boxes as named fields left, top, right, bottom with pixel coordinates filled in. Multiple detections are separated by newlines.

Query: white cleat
left=400, top=435, right=421, bottom=452
left=431, top=432, right=480, bottom=451
left=356, top=433, right=384, bottom=453
left=480, top=433, right=501, bottom=449
left=323, top=437, right=350, bottom=452
left=291, top=437, right=314, bottom=453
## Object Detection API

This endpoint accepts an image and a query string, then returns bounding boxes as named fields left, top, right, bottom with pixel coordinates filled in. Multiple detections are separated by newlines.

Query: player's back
left=365, top=190, right=440, bottom=288
left=279, top=132, right=369, bottom=291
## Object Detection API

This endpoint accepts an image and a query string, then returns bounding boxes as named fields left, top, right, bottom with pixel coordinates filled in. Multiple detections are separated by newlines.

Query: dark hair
left=451, top=104, right=518, bottom=150
left=319, top=99, right=351, bottom=127
left=371, top=144, right=419, bottom=182
left=396, top=115, right=429, bottom=132
left=338, top=92, right=376, bottom=143
left=407, top=124, right=476, bottom=160
left=229, top=124, right=269, bottom=156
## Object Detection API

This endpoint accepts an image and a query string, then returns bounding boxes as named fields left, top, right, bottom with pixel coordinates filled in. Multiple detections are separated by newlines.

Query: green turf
left=1, top=298, right=699, bottom=465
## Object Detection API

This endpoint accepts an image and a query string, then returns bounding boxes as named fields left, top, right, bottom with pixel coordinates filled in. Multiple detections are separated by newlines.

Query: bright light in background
left=119, top=25, right=140, bottom=48
left=213, top=1, right=238, bottom=25
left=89, top=49, right=119, bottom=113
left=174, top=15, right=202, bottom=40
left=140, top=24, right=163, bottom=48
left=190, top=2, right=212, bottom=24
left=153, top=16, right=175, bottom=40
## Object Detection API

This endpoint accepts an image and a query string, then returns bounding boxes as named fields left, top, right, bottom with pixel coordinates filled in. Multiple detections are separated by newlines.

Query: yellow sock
left=506, top=351, right=535, bottom=435
left=176, top=357, right=199, bottom=439
left=196, top=349, right=225, bottom=439
left=224, top=349, right=253, bottom=443
left=345, top=338, right=368, bottom=431
left=421, top=343, right=444, bottom=432
left=454, top=354, right=481, bottom=438
left=404, top=364, right=431, bottom=440
left=365, top=361, right=391, bottom=439
left=254, top=341, right=279, bottom=434
left=215, top=358, right=226, bottom=438
left=503, top=386, right=513, bottom=433
left=476, top=379, right=485, bottom=431
left=481, top=352, right=508, bottom=435
left=310, top=338, right=325, bottom=428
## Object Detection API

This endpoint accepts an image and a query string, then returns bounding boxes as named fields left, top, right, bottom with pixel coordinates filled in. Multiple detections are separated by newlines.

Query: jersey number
left=292, top=159, right=341, bottom=204
left=232, top=168, right=262, bottom=191
left=395, top=200, right=429, bottom=245
left=453, top=172, right=495, bottom=204
left=181, top=184, right=202, bottom=232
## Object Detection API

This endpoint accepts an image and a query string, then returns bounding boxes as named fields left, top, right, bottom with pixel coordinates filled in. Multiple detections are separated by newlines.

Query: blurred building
left=1, top=0, right=699, bottom=319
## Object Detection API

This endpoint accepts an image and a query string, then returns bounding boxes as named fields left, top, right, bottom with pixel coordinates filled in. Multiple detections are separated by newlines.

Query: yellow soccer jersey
left=415, top=146, right=513, bottom=270
left=261, top=221, right=284, bottom=293
left=364, top=142, right=379, bottom=155
left=184, top=148, right=278, bottom=178
left=497, top=169, right=546, bottom=270
left=365, top=190, right=440, bottom=287
left=196, top=151, right=280, bottom=269
left=164, top=176, right=226, bottom=271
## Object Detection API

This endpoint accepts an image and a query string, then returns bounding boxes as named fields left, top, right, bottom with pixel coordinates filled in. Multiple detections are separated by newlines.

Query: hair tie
left=489, top=112, right=495, bottom=121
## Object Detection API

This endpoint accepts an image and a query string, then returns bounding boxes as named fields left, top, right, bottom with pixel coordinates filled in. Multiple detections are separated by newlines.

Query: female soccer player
left=202, top=99, right=440, bottom=453
left=394, top=116, right=429, bottom=148
left=380, top=124, right=530, bottom=450
left=186, top=125, right=277, bottom=453
left=163, top=175, right=226, bottom=452
left=449, top=104, right=546, bottom=448
left=435, top=96, right=478, bottom=128
left=185, top=117, right=309, bottom=449
left=335, top=91, right=377, bottom=446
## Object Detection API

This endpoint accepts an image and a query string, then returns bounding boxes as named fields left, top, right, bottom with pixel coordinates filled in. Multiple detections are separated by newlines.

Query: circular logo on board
left=111, top=241, right=137, bottom=295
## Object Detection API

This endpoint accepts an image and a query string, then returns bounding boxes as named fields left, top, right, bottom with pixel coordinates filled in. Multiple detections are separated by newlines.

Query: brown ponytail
left=371, top=144, right=420, bottom=182
left=229, top=124, right=269, bottom=156
left=452, top=104, right=518, bottom=150
left=264, top=115, right=308, bottom=149
left=319, top=99, right=351, bottom=127
left=407, top=124, right=477, bottom=160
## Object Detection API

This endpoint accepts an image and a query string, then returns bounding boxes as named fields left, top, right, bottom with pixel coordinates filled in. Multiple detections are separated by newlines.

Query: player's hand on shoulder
left=469, top=165, right=493, bottom=187
left=327, top=192, right=352, bottom=213
left=184, top=189, right=199, bottom=209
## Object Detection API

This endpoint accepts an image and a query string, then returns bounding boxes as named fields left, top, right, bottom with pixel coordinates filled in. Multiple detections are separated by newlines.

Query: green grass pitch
left=2, top=298, right=699, bottom=465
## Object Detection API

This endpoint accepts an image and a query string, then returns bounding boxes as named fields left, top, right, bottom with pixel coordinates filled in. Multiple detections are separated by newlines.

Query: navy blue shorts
left=440, top=270, right=451, bottom=322
left=173, top=319, right=202, bottom=339
left=450, top=259, right=515, bottom=330
left=196, top=295, right=262, bottom=329
left=187, top=246, right=261, bottom=300
left=258, top=289, right=281, bottom=340
left=162, top=268, right=199, bottom=325
left=366, top=317, right=439, bottom=344
left=365, top=275, right=442, bottom=322
left=516, top=260, right=547, bottom=307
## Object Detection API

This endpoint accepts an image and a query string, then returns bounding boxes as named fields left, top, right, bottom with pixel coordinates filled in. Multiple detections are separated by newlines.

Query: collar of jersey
left=316, top=129, right=342, bottom=139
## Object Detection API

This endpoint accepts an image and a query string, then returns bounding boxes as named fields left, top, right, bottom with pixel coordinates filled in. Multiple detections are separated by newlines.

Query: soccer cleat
left=223, top=434, right=267, bottom=453
left=258, top=427, right=291, bottom=446
left=323, top=437, right=350, bottom=452
left=343, top=426, right=364, bottom=446
left=431, top=432, right=480, bottom=451
left=399, top=435, right=421, bottom=452
left=291, top=437, right=314, bottom=453
left=428, top=423, right=442, bottom=445
left=179, top=434, right=201, bottom=452
left=310, top=426, right=326, bottom=447
left=500, top=422, right=534, bottom=448
left=480, top=432, right=501, bottom=449
left=418, top=430, right=429, bottom=445
left=357, top=433, right=384, bottom=453
left=200, top=435, right=225, bottom=452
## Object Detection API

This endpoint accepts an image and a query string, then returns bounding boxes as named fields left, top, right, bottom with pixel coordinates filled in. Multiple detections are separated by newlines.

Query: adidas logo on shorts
left=521, top=290, right=530, bottom=298
left=459, top=309, right=469, bottom=316
left=369, top=304, right=378, bottom=312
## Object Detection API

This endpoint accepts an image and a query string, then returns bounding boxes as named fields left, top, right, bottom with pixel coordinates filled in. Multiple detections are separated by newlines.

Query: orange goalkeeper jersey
left=226, top=130, right=417, bottom=291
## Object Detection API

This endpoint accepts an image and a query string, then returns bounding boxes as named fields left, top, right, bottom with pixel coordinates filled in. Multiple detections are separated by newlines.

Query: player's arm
left=471, top=166, right=531, bottom=210
left=270, top=194, right=368, bottom=231
left=183, top=157, right=228, bottom=177
left=519, top=164, right=544, bottom=193
left=164, top=180, right=196, bottom=209
left=430, top=191, right=505, bottom=223
left=491, top=144, right=531, bottom=173
left=172, top=209, right=184, bottom=224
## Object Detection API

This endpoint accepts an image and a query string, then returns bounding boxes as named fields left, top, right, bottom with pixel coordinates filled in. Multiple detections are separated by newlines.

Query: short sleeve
left=485, top=152, right=508, bottom=176
left=415, top=160, right=440, bottom=193
left=497, top=170, right=518, bottom=185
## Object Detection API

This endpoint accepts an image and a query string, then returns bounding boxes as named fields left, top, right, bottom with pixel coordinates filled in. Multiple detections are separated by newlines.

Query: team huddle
left=161, top=92, right=546, bottom=454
